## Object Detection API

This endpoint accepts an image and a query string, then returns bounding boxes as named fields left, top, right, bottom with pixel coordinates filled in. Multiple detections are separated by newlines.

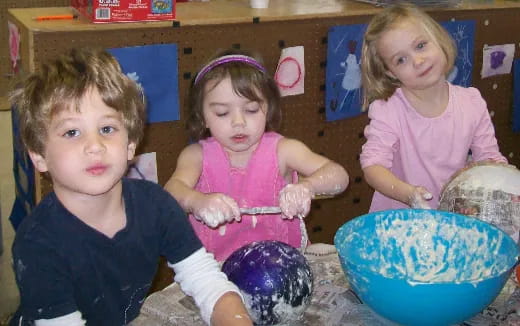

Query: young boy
left=9, top=48, right=252, bottom=326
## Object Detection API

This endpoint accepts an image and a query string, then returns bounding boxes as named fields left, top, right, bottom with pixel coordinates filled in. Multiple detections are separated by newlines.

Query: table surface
left=132, top=244, right=520, bottom=326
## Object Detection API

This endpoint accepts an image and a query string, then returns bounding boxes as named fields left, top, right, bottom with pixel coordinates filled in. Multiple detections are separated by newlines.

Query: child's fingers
left=408, top=186, right=433, bottom=209
left=279, top=183, right=313, bottom=219
left=221, top=195, right=241, bottom=222
left=194, top=194, right=240, bottom=227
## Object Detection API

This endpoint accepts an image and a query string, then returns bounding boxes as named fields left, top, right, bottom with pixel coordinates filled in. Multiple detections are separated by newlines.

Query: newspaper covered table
left=132, top=244, right=520, bottom=326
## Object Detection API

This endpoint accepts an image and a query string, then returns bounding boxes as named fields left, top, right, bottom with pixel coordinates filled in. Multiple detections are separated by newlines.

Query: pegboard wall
left=1, top=0, right=69, bottom=97
left=13, top=5, right=520, bottom=245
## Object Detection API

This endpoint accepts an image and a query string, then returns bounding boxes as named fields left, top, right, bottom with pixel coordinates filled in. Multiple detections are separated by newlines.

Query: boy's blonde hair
left=11, top=48, right=146, bottom=155
left=187, top=49, right=281, bottom=141
left=361, top=3, right=457, bottom=110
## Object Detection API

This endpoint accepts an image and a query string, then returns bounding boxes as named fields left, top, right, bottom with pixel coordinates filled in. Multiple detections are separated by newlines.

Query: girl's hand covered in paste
left=408, top=186, right=433, bottom=209
left=192, top=193, right=241, bottom=228
left=279, top=182, right=314, bottom=219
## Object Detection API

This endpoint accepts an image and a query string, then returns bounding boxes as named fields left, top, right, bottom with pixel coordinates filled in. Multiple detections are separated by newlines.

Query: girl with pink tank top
left=165, top=49, right=349, bottom=261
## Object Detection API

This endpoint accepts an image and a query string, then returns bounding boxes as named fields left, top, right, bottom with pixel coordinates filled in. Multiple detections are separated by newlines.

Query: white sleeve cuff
left=169, top=248, right=244, bottom=325
left=34, top=311, right=85, bottom=326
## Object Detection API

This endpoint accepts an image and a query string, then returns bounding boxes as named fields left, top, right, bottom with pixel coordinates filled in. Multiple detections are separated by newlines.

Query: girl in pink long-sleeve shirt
left=359, top=3, right=506, bottom=212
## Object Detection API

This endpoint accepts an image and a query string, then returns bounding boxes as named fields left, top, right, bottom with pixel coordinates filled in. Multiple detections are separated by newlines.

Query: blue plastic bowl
left=334, top=209, right=519, bottom=326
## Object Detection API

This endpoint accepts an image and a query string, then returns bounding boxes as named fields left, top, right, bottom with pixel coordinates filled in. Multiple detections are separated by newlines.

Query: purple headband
left=194, top=54, right=267, bottom=85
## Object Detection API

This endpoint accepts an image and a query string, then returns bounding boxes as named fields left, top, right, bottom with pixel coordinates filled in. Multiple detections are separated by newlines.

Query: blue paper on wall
left=109, top=44, right=180, bottom=123
left=442, top=20, right=475, bottom=87
left=325, top=24, right=366, bottom=122
left=9, top=105, right=35, bottom=230
left=325, top=20, right=475, bottom=121
left=513, top=59, right=520, bottom=132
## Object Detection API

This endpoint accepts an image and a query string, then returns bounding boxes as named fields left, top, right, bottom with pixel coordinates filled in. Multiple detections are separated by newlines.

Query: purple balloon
left=222, top=240, right=313, bottom=325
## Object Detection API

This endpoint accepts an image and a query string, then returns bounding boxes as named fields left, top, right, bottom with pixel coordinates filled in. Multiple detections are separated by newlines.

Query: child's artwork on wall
left=108, top=44, right=180, bottom=123
left=513, top=59, right=520, bottom=132
left=274, top=46, right=305, bottom=97
left=325, top=20, right=475, bottom=121
left=8, top=21, right=20, bottom=73
left=9, top=105, right=35, bottom=230
left=481, top=44, right=515, bottom=78
left=325, top=23, right=365, bottom=122
left=126, top=152, right=158, bottom=183
left=443, top=20, right=475, bottom=87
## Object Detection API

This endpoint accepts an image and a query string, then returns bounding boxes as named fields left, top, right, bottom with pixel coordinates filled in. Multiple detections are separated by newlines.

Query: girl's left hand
left=279, top=183, right=313, bottom=219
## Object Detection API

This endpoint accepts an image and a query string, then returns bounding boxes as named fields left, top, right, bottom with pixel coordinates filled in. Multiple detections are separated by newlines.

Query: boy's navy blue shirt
left=11, top=178, right=202, bottom=325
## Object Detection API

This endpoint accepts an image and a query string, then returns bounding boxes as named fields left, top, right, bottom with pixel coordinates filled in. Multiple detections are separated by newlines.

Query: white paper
left=274, top=46, right=305, bottom=97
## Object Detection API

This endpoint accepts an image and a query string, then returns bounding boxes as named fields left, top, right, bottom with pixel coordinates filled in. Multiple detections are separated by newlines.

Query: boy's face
left=29, top=87, right=136, bottom=199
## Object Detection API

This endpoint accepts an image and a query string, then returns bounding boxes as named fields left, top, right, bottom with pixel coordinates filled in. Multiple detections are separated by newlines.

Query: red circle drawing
left=275, top=57, right=302, bottom=89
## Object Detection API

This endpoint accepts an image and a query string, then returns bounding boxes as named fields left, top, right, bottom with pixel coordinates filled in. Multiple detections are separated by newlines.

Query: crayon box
left=71, top=0, right=176, bottom=23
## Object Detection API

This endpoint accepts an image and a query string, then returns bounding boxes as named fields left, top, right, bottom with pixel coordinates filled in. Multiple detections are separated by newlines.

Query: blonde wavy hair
left=361, top=2, right=457, bottom=110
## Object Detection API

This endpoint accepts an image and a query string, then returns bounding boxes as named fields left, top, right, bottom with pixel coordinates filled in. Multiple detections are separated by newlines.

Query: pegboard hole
left=312, top=226, right=323, bottom=233
left=354, top=176, right=362, bottom=183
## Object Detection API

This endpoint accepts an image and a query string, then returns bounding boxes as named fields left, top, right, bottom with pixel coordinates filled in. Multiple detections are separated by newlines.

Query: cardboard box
left=71, top=0, right=175, bottom=23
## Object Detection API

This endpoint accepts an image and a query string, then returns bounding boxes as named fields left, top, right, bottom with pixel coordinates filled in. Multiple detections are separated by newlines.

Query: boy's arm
left=34, top=311, right=86, bottom=326
left=169, top=248, right=252, bottom=326
left=363, top=165, right=432, bottom=208
left=211, top=292, right=252, bottom=326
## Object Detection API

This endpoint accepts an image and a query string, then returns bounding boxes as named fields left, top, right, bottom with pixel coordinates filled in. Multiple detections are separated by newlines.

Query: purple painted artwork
left=481, top=44, right=515, bottom=78
left=490, top=51, right=506, bottom=69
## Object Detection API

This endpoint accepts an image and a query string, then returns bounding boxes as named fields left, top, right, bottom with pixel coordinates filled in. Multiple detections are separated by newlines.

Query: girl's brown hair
left=187, top=49, right=281, bottom=141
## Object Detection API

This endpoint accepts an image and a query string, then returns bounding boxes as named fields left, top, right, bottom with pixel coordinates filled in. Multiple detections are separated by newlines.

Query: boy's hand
left=279, top=182, right=313, bottom=219
left=192, top=194, right=241, bottom=228
left=408, top=186, right=433, bottom=209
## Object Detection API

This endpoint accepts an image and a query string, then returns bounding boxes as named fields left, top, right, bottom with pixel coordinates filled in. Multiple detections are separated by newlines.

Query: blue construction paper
left=325, top=24, right=366, bottom=122
left=513, top=59, right=520, bottom=132
left=442, top=20, right=475, bottom=87
left=325, top=20, right=475, bottom=122
left=109, top=44, right=180, bottom=123
left=9, top=105, right=36, bottom=229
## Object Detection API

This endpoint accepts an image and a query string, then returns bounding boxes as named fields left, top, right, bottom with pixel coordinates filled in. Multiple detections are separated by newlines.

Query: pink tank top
left=191, top=132, right=302, bottom=261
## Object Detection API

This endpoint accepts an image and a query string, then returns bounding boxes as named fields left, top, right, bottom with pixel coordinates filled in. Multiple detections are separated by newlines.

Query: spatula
left=239, top=206, right=282, bottom=215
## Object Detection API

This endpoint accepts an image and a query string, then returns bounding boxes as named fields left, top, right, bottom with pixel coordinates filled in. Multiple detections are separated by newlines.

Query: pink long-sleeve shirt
left=360, top=83, right=506, bottom=212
